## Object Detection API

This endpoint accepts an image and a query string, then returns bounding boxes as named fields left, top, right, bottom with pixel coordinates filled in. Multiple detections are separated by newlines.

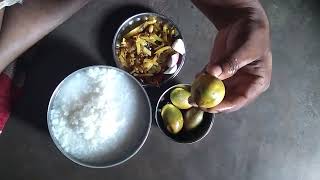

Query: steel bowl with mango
left=160, top=74, right=226, bottom=135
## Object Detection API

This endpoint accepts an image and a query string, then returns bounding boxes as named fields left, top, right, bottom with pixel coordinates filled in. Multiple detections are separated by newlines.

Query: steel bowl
left=112, top=12, right=186, bottom=87
left=155, top=84, right=214, bottom=143
left=47, top=66, right=152, bottom=168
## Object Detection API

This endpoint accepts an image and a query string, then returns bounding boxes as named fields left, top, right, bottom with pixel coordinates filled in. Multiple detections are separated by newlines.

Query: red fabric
left=0, top=73, right=12, bottom=133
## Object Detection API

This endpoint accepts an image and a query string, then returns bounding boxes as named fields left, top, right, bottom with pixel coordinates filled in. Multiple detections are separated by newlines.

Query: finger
left=199, top=107, right=219, bottom=114
left=207, top=27, right=267, bottom=80
left=206, top=74, right=267, bottom=113
left=206, top=43, right=258, bottom=80
left=210, top=28, right=229, bottom=64
left=205, top=94, right=248, bottom=113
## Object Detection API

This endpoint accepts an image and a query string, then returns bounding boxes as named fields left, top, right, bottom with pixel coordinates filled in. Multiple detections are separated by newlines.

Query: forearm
left=0, top=0, right=90, bottom=72
left=191, top=0, right=268, bottom=30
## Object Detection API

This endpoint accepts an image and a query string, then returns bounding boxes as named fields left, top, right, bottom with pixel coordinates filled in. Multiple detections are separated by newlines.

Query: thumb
left=206, top=44, right=259, bottom=80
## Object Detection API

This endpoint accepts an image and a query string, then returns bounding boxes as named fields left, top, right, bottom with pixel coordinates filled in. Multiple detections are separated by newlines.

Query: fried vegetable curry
left=116, top=16, right=179, bottom=86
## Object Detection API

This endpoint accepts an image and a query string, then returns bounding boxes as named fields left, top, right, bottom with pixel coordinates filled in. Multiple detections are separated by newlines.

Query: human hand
left=201, top=2, right=272, bottom=113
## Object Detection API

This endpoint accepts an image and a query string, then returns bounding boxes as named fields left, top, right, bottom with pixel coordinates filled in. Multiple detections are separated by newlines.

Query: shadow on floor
left=13, top=35, right=99, bottom=133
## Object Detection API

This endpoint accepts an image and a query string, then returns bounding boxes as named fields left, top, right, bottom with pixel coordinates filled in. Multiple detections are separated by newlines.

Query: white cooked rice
left=49, top=67, right=139, bottom=162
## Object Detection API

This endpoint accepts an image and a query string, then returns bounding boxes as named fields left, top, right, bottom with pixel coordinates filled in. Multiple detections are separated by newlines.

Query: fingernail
left=206, top=65, right=222, bottom=77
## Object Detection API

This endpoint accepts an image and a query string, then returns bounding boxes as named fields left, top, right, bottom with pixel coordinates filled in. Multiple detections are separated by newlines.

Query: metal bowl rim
left=112, top=12, right=186, bottom=87
left=47, top=65, right=152, bottom=168
left=155, top=83, right=214, bottom=144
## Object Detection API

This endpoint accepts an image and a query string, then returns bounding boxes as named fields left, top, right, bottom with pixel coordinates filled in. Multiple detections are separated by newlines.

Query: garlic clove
left=172, top=39, right=186, bottom=55
left=167, top=53, right=180, bottom=67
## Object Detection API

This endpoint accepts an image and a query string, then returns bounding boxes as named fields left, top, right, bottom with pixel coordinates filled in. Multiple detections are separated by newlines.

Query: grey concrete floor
left=1, top=0, right=320, bottom=179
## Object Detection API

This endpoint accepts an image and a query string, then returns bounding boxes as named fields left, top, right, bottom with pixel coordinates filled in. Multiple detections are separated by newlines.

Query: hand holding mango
left=190, top=73, right=225, bottom=110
